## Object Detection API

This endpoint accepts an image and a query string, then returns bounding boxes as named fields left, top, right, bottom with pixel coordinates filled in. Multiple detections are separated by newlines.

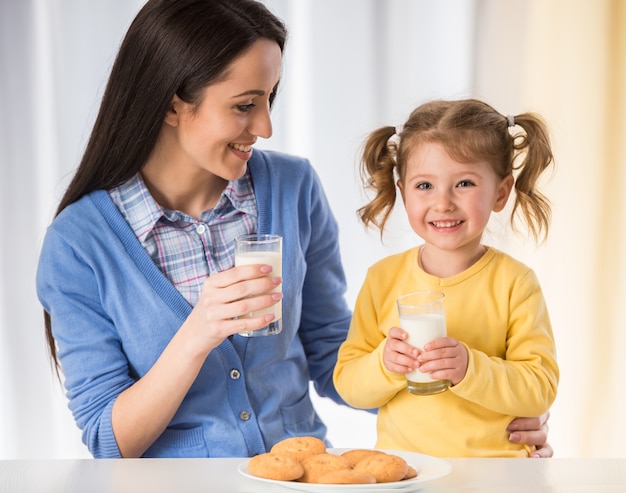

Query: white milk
left=234, top=250, right=282, bottom=320
left=400, top=312, right=446, bottom=383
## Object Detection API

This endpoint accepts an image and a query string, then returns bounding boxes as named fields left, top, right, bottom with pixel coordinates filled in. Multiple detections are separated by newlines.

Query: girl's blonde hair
left=358, top=98, right=554, bottom=242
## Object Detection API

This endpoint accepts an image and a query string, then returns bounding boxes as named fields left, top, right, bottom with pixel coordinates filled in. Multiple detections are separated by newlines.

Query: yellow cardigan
left=334, top=246, right=559, bottom=457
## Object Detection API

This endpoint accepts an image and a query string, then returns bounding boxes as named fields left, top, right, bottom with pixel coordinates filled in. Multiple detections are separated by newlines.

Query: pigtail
left=509, top=113, right=554, bottom=242
left=357, top=126, right=399, bottom=233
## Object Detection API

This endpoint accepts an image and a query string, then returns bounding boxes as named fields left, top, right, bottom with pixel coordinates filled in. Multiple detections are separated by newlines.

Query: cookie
left=270, top=436, right=327, bottom=463
left=340, top=448, right=385, bottom=467
left=247, top=453, right=304, bottom=481
left=298, top=453, right=353, bottom=483
left=317, top=469, right=377, bottom=484
left=353, top=453, right=409, bottom=483
left=404, top=465, right=418, bottom=479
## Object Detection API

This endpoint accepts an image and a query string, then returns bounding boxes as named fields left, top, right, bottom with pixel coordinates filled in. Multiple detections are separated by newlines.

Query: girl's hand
left=185, top=263, right=283, bottom=355
left=382, top=326, right=420, bottom=374
left=416, top=336, right=468, bottom=386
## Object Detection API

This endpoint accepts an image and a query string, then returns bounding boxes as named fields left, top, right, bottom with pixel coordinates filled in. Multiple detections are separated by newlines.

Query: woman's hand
left=507, top=412, right=553, bottom=458
left=187, top=263, right=283, bottom=354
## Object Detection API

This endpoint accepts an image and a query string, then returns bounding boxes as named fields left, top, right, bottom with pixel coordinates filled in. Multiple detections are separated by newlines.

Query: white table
left=1, top=457, right=625, bottom=492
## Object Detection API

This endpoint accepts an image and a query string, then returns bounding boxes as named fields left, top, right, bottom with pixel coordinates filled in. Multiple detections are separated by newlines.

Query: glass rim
left=397, top=290, right=445, bottom=308
left=234, top=234, right=282, bottom=245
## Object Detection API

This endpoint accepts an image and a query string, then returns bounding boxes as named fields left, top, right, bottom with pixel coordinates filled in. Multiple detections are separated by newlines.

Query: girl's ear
left=163, top=94, right=185, bottom=127
left=397, top=179, right=406, bottom=203
left=493, top=174, right=514, bottom=212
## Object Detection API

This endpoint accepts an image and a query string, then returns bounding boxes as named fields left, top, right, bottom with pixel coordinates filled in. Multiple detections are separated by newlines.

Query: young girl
left=334, top=99, right=559, bottom=457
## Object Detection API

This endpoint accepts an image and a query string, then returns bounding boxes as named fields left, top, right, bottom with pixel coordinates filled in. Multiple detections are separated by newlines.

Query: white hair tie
left=395, top=124, right=404, bottom=135
left=506, top=115, right=515, bottom=127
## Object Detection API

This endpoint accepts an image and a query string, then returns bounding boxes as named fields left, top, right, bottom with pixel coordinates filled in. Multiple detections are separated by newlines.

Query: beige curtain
left=477, top=0, right=626, bottom=457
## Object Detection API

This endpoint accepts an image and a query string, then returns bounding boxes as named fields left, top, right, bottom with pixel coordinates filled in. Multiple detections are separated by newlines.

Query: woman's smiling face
left=163, top=38, right=283, bottom=182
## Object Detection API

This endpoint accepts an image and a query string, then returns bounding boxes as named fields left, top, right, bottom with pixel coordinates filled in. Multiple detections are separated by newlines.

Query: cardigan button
left=239, top=411, right=251, bottom=421
left=229, top=369, right=241, bottom=380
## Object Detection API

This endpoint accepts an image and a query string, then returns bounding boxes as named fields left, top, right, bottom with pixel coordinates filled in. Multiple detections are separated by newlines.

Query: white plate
left=238, top=448, right=451, bottom=492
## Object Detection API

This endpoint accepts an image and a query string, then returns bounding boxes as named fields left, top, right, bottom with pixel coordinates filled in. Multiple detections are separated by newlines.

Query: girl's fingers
left=384, top=334, right=421, bottom=374
left=423, top=336, right=457, bottom=351
left=388, top=326, right=409, bottom=341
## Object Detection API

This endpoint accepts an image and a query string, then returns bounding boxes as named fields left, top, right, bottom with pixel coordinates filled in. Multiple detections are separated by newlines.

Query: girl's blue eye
left=417, top=182, right=432, bottom=190
left=458, top=180, right=474, bottom=188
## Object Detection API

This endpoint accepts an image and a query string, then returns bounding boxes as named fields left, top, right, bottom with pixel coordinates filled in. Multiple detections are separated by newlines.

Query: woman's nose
left=250, top=104, right=273, bottom=139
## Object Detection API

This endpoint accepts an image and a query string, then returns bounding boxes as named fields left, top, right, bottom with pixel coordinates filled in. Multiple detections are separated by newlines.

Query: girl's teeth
left=432, top=220, right=461, bottom=228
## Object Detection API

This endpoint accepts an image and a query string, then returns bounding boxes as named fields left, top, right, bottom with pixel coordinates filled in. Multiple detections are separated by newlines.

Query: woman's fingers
left=530, top=443, right=553, bottom=458
left=201, top=265, right=281, bottom=307
left=227, top=291, right=283, bottom=321
left=189, top=265, right=283, bottom=342
left=507, top=412, right=552, bottom=457
left=219, top=307, right=279, bottom=335
left=204, top=263, right=276, bottom=289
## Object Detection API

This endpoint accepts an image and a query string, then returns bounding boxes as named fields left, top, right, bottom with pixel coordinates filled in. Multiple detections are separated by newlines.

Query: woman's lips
left=229, top=142, right=253, bottom=160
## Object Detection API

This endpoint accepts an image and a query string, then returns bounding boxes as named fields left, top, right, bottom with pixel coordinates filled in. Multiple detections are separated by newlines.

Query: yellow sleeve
left=452, top=268, right=559, bottom=416
left=333, top=272, right=406, bottom=409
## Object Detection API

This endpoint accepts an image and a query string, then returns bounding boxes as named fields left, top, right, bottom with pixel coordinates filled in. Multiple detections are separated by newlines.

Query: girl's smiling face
left=398, top=141, right=513, bottom=258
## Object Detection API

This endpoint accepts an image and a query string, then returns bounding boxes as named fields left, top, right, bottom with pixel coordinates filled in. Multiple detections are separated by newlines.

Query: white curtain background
left=1, top=0, right=624, bottom=459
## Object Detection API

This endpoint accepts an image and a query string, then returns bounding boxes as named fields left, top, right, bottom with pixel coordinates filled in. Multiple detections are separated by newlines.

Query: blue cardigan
left=36, top=150, right=353, bottom=458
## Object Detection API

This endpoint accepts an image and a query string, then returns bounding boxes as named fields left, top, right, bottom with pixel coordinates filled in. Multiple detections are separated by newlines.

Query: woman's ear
left=493, top=174, right=514, bottom=212
left=163, top=94, right=185, bottom=127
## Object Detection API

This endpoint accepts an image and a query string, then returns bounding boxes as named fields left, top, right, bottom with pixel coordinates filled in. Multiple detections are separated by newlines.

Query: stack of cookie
left=247, top=436, right=418, bottom=485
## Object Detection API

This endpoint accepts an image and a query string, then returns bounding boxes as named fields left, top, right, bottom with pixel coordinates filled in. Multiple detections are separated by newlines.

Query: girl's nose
left=434, top=189, right=455, bottom=212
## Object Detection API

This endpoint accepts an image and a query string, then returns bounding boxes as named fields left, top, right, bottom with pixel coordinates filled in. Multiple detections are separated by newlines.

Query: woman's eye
left=236, top=103, right=255, bottom=113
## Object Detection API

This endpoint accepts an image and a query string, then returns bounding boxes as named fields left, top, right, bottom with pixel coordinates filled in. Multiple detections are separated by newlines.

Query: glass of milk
left=234, top=234, right=282, bottom=336
left=397, top=290, right=450, bottom=395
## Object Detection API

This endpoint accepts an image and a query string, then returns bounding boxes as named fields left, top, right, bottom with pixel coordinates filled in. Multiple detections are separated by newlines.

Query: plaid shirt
left=109, top=172, right=257, bottom=306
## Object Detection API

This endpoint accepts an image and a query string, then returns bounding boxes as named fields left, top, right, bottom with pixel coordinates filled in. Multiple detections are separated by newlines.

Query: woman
left=36, top=0, right=552, bottom=458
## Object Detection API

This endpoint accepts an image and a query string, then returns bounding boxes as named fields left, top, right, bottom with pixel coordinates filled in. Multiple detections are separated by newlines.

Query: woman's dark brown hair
left=45, top=0, right=287, bottom=372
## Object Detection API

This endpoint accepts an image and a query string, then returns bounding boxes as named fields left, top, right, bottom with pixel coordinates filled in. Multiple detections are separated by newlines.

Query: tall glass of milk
left=397, top=291, right=450, bottom=395
left=234, top=234, right=282, bottom=336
